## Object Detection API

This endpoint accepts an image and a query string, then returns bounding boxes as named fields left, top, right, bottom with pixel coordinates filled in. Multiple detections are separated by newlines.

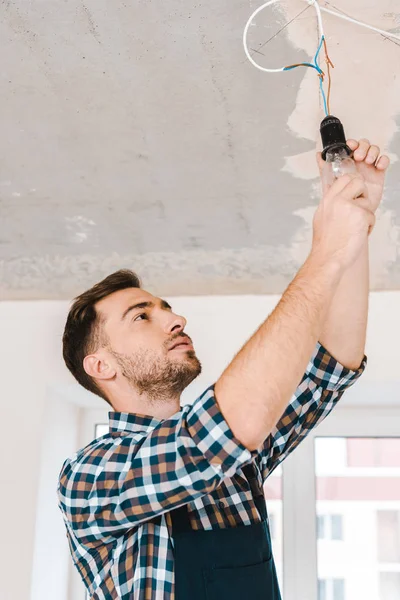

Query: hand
left=311, top=173, right=375, bottom=271
left=317, top=139, right=390, bottom=213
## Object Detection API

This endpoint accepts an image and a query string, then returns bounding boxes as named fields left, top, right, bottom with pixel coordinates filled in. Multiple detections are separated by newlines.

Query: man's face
left=94, top=287, right=202, bottom=401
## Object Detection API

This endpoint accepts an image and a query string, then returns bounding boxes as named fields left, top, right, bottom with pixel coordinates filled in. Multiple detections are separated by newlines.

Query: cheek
left=116, top=327, right=166, bottom=356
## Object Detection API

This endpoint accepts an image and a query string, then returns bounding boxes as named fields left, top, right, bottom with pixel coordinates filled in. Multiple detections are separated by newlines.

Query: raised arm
left=318, top=140, right=390, bottom=369
left=215, top=173, right=374, bottom=451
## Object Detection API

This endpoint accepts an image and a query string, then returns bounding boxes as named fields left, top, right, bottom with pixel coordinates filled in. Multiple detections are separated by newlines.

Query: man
left=58, top=140, right=389, bottom=600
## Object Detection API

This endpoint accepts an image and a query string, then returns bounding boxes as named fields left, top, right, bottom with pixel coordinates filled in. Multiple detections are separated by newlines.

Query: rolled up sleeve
left=306, top=342, right=367, bottom=392
left=257, top=343, right=366, bottom=480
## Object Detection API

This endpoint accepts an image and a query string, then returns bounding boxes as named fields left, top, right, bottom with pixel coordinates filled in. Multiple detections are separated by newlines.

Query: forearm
left=319, top=241, right=369, bottom=370
left=215, top=253, right=343, bottom=451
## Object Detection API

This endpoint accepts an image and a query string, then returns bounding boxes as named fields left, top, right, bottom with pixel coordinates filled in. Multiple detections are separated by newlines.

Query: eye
left=133, top=313, right=148, bottom=322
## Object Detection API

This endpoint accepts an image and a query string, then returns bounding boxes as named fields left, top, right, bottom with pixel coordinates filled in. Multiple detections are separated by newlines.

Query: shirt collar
left=108, top=411, right=162, bottom=434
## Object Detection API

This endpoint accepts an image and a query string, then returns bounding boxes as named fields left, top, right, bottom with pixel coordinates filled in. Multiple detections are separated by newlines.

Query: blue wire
left=283, top=35, right=329, bottom=116
left=319, top=77, right=328, bottom=116
left=315, top=35, right=329, bottom=116
left=314, top=35, right=324, bottom=70
left=283, top=62, right=322, bottom=73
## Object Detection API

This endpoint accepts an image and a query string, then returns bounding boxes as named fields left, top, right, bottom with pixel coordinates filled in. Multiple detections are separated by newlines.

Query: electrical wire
left=323, top=38, right=334, bottom=115
left=243, top=0, right=400, bottom=72
left=242, top=0, right=325, bottom=74
left=314, top=35, right=328, bottom=116
left=243, top=0, right=400, bottom=116
left=243, top=0, right=330, bottom=115
left=320, top=6, right=400, bottom=42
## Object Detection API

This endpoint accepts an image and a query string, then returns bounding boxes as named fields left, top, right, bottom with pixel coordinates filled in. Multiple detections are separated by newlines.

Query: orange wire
left=323, top=38, right=335, bottom=115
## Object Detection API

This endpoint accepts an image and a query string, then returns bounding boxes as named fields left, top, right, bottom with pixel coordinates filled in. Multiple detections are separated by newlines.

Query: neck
left=106, top=382, right=181, bottom=419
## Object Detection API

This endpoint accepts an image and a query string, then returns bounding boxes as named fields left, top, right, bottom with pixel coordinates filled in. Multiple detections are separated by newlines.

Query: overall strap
left=171, top=462, right=268, bottom=535
left=170, top=500, right=193, bottom=534
left=242, top=462, right=268, bottom=522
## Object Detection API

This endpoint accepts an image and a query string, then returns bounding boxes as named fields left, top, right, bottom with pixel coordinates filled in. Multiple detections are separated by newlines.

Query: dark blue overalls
left=171, top=462, right=282, bottom=600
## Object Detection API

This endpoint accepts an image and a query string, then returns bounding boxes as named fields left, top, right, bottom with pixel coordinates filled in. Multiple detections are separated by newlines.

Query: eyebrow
left=121, top=299, right=172, bottom=321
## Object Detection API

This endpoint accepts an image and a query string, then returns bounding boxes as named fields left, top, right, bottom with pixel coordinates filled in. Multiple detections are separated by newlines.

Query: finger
left=342, top=175, right=367, bottom=200
left=353, top=195, right=371, bottom=211
left=326, top=173, right=362, bottom=197
left=376, top=155, right=390, bottom=171
left=353, top=205, right=376, bottom=232
left=316, top=152, right=334, bottom=193
left=353, top=139, right=371, bottom=162
left=366, top=145, right=380, bottom=165
left=347, top=139, right=359, bottom=152
left=316, top=151, right=325, bottom=174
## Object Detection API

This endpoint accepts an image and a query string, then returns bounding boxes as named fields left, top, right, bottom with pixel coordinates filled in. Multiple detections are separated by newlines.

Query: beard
left=109, top=345, right=202, bottom=403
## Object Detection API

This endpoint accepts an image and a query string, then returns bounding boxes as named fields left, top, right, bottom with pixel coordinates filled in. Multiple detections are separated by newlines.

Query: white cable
left=243, top=0, right=400, bottom=75
left=307, top=0, right=324, bottom=38
left=243, top=0, right=325, bottom=73
left=243, top=0, right=283, bottom=73
left=319, top=6, right=400, bottom=42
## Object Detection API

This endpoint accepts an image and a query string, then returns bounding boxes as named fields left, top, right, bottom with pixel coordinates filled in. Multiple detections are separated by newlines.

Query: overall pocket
left=204, top=558, right=277, bottom=600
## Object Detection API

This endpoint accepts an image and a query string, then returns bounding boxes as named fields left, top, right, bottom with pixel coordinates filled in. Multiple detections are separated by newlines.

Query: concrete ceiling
left=0, top=0, right=399, bottom=299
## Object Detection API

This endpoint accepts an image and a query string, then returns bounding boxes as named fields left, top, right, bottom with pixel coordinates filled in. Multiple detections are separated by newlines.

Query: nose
left=165, top=312, right=187, bottom=335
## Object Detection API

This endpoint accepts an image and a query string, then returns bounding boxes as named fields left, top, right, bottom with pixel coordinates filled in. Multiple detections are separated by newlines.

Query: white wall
left=1, top=292, right=400, bottom=600
left=30, top=391, right=81, bottom=600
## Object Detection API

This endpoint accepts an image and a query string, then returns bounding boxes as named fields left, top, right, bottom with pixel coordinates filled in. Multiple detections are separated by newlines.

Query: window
left=318, top=578, right=345, bottom=600
left=95, top=423, right=108, bottom=438
left=269, top=512, right=276, bottom=539
left=315, top=437, right=400, bottom=600
left=377, top=511, right=400, bottom=563
left=264, top=465, right=283, bottom=591
left=347, top=439, right=400, bottom=468
left=317, top=515, right=343, bottom=541
left=318, top=579, right=326, bottom=600
left=379, top=572, right=400, bottom=600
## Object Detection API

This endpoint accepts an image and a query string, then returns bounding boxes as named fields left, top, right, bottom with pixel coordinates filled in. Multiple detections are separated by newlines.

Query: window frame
left=282, top=406, right=400, bottom=600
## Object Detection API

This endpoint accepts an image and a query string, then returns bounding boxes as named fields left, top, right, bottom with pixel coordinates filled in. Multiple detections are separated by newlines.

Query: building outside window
left=318, top=577, right=345, bottom=600
left=317, top=514, right=343, bottom=541
left=315, top=437, right=400, bottom=600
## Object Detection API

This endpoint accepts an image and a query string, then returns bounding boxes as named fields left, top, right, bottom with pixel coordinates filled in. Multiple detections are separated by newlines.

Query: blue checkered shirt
left=57, top=343, right=365, bottom=599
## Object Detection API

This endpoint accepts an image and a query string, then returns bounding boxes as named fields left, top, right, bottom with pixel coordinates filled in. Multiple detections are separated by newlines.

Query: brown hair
left=63, top=269, right=141, bottom=406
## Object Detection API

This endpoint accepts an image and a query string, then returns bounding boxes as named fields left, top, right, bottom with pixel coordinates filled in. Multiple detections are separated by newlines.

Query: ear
left=83, top=351, right=117, bottom=383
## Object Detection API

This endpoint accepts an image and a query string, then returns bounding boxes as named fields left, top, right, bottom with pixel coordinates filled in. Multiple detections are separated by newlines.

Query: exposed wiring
left=282, top=61, right=322, bottom=75
left=243, top=0, right=330, bottom=114
left=243, top=0, right=325, bottom=74
left=314, top=35, right=328, bottom=116
left=320, top=5, right=400, bottom=42
left=243, top=0, right=400, bottom=116
left=319, top=76, right=328, bottom=116
left=323, top=38, right=334, bottom=115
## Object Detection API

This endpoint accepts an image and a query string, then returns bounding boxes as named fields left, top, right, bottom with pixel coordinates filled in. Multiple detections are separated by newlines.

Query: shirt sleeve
left=257, top=342, right=366, bottom=481
left=57, top=386, right=252, bottom=547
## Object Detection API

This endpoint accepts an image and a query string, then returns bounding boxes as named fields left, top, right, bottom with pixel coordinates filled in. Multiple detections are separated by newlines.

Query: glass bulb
left=325, top=147, right=357, bottom=179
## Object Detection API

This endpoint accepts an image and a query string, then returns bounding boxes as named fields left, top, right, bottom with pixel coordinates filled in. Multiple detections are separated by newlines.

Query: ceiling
left=0, top=0, right=399, bottom=299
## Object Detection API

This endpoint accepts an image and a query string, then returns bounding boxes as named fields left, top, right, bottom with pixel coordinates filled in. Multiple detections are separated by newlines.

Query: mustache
left=164, top=332, right=192, bottom=350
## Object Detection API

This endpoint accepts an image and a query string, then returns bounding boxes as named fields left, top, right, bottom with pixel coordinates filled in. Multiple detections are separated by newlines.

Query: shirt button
left=219, top=501, right=226, bottom=510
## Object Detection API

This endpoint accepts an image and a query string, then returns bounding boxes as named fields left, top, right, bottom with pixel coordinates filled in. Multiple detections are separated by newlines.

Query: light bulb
left=320, top=115, right=355, bottom=180
left=325, top=147, right=357, bottom=179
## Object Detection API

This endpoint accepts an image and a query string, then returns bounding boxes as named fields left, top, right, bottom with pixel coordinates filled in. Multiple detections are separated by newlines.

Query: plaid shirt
left=57, top=343, right=365, bottom=600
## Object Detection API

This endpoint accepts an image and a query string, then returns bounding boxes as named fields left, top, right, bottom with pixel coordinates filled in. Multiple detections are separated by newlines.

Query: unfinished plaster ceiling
left=0, top=0, right=399, bottom=299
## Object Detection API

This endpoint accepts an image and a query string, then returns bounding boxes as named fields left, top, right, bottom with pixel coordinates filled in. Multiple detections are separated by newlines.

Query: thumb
left=316, top=151, right=325, bottom=174
left=316, top=151, right=333, bottom=194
